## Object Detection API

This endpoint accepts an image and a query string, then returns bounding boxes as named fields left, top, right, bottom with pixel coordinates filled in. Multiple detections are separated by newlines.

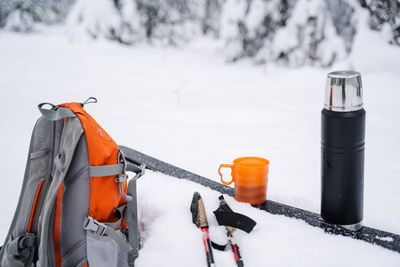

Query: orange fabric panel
left=59, top=102, right=127, bottom=223
left=53, top=183, right=64, bottom=267
left=27, top=180, right=44, bottom=233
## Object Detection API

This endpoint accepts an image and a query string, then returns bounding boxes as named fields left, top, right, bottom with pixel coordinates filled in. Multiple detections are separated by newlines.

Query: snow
left=271, top=0, right=347, bottom=67
left=220, top=0, right=248, bottom=60
left=0, top=28, right=400, bottom=266
left=376, top=236, right=394, bottom=242
left=245, top=0, right=268, bottom=37
left=136, top=172, right=400, bottom=267
left=67, top=0, right=123, bottom=41
left=346, top=10, right=400, bottom=74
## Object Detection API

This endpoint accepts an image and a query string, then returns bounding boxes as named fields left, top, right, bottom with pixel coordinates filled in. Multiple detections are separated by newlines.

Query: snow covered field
left=0, top=28, right=400, bottom=266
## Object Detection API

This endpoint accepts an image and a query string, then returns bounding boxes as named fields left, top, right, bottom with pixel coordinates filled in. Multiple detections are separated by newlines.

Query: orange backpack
left=0, top=98, right=145, bottom=267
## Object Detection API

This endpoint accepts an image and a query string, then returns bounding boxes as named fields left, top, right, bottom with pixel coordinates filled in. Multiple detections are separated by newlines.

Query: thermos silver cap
left=324, top=70, right=363, bottom=112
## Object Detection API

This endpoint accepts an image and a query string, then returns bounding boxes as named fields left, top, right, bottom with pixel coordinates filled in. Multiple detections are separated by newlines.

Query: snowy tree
left=0, top=0, right=74, bottom=31
left=360, top=0, right=400, bottom=44
left=327, top=0, right=358, bottom=52
left=134, top=0, right=202, bottom=45
left=220, top=0, right=297, bottom=62
left=0, top=0, right=399, bottom=67
left=66, top=0, right=143, bottom=44
left=270, top=0, right=348, bottom=67
left=201, top=0, right=223, bottom=36
left=67, top=0, right=204, bottom=45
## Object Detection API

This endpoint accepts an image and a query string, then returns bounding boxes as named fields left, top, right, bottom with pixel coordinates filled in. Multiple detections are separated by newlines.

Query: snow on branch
left=0, top=0, right=398, bottom=67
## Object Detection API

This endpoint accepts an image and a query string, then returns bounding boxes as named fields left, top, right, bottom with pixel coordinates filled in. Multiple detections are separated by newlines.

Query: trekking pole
left=213, top=195, right=256, bottom=267
left=190, top=192, right=217, bottom=267
left=226, top=227, right=244, bottom=267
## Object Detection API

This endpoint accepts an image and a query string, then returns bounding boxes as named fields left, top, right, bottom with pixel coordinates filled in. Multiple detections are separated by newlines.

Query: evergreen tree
left=0, top=0, right=398, bottom=66
left=270, top=0, right=347, bottom=67
left=0, top=0, right=74, bottom=31
left=360, top=0, right=400, bottom=44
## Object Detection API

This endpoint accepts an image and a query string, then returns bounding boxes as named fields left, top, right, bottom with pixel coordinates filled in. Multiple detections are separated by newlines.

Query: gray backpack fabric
left=0, top=100, right=144, bottom=267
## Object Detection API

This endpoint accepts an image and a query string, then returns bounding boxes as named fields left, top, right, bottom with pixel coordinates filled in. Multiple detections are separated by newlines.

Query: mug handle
left=218, top=164, right=234, bottom=185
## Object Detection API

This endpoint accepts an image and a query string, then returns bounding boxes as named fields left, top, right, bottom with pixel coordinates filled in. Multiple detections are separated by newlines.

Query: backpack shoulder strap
left=38, top=116, right=84, bottom=266
left=0, top=116, right=56, bottom=266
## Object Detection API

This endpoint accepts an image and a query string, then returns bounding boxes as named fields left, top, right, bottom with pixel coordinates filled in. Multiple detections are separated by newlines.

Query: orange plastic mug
left=218, top=157, right=270, bottom=205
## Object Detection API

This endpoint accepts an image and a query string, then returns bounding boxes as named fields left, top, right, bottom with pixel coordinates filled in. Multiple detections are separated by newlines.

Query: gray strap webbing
left=126, top=162, right=143, bottom=174
left=89, top=162, right=144, bottom=177
left=126, top=179, right=140, bottom=266
left=54, top=154, right=65, bottom=173
left=89, top=164, right=124, bottom=177
left=102, top=205, right=126, bottom=230
left=83, top=216, right=132, bottom=252
left=30, top=149, right=49, bottom=160
left=38, top=103, right=75, bottom=121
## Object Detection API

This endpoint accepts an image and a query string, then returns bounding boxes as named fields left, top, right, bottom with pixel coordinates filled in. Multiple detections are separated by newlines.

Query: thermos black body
left=321, top=71, right=365, bottom=231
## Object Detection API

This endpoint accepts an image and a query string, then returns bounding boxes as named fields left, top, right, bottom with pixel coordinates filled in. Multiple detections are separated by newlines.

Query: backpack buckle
left=117, top=149, right=146, bottom=202
left=7, top=234, right=36, bottom=257
left=131, top=163, right=146, bottom=181
left=115, top=174, right=128, bottom=183
left=83, top=217, right=106, bottom=236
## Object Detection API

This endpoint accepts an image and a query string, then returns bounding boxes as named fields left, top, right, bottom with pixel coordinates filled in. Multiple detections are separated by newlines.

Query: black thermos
left=321, top=70, right=365, bottom=231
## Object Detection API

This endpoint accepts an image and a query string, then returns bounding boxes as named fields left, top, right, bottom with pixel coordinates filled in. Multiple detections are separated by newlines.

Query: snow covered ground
left=0, top=27, right=399, bottom=266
